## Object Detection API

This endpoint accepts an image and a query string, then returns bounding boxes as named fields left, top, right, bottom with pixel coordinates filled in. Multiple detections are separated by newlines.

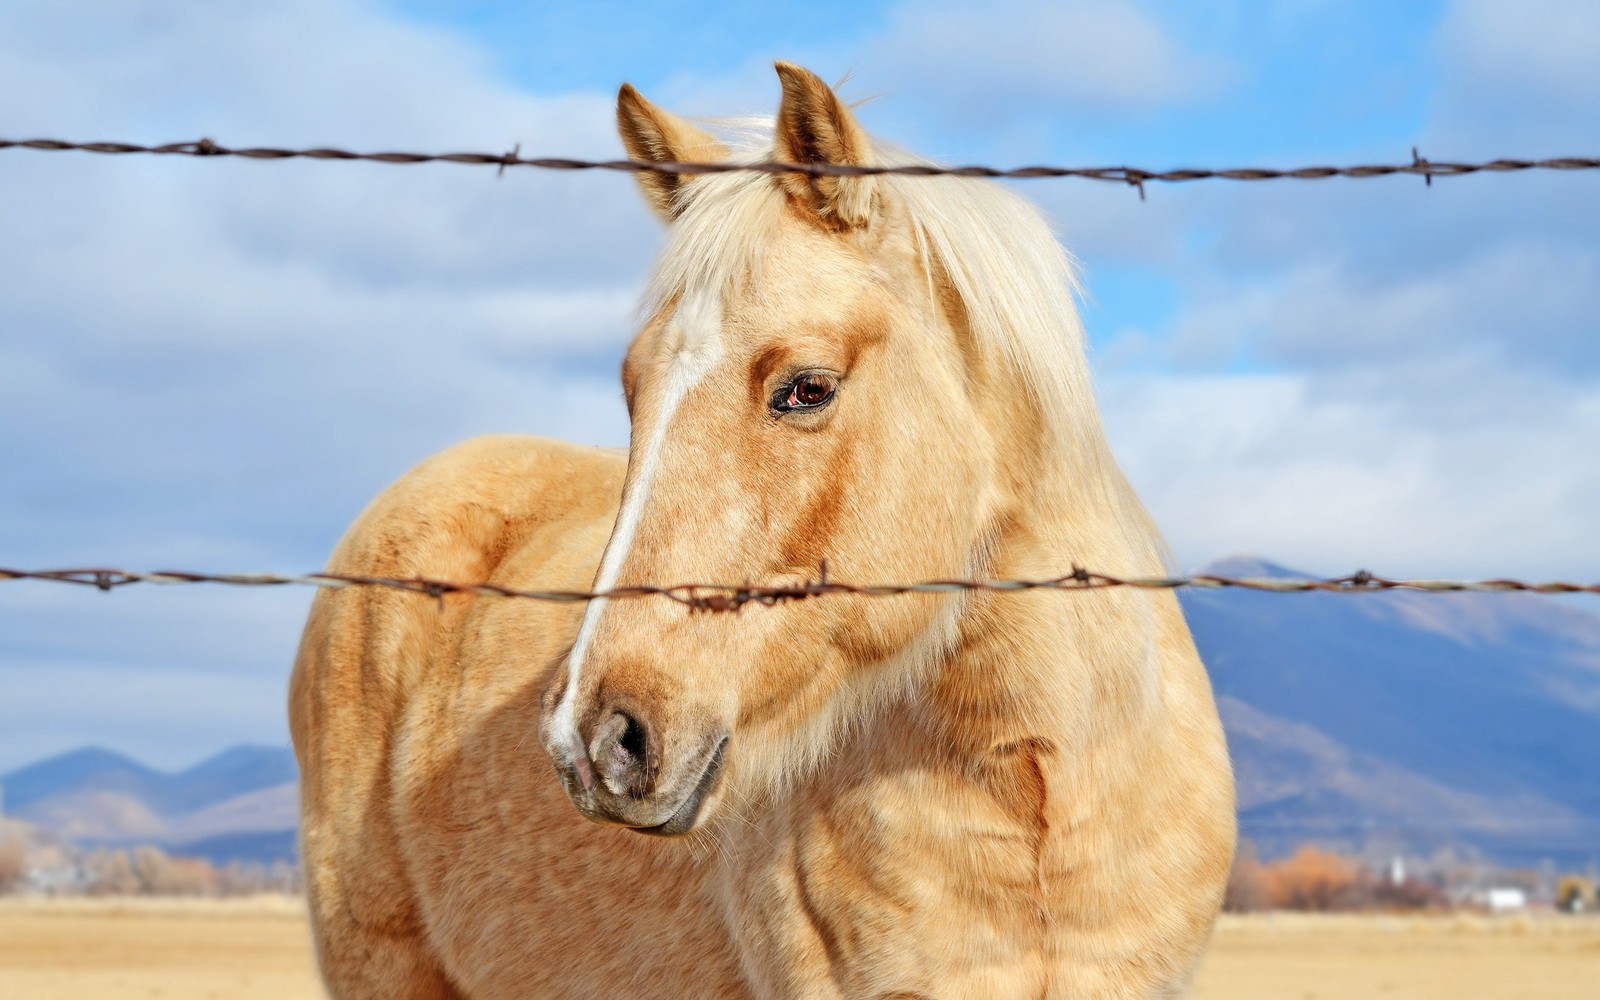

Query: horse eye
left=775, top=372, right=838, bottom=413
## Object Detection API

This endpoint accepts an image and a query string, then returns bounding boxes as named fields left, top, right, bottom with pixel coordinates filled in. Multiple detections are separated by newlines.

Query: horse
left=289, top=62, right=1235, bottom=999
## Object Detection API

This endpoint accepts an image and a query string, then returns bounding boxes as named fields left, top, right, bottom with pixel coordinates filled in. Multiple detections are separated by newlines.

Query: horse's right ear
left=617, top=83, right=728, bottom=222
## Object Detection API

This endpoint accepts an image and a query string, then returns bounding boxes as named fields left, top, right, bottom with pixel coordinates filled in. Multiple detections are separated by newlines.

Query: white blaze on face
left=551, top=291, right=725, bottom=789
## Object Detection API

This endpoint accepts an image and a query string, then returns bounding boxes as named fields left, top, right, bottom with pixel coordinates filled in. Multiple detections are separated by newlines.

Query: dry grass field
left=1194, top=911, right=1600, bottom=1000
left=1, top=897, right=1596, bottom=998
left=0, top=896, right=322, bottom=999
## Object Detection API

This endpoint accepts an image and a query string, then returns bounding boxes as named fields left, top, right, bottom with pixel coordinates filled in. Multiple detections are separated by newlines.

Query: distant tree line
left=1557, top=875, right=1596, bottom=913
left=6, top=823, right=1597, bottom=911
left=1225, top=843, right=1449, bottom=912
left=78, top=846, right=303, bottom=896
left=1224, top=841, right=1599, bottom=913
left=0, top=822, right=302, bottom=898
left=0, top=828, right=25, bottom=893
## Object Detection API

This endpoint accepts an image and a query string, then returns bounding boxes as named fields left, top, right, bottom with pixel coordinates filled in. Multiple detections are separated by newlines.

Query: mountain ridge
left=1186, top=556, right=1600, bottom=864
left=1, top=744, right=299, bottom=864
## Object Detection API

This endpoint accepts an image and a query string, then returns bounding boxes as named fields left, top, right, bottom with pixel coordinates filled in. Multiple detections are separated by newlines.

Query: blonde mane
left=643, top=122, right=1162, bottom=572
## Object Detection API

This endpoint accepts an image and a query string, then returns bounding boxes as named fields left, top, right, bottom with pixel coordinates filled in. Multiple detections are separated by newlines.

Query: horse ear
left=617, top=83, right=729, bottom=222
left=772, top=62, right=876, bottom=228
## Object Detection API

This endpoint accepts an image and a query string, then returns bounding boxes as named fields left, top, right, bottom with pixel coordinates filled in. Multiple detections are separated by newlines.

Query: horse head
left=540, top=63, right=1130, bottom=836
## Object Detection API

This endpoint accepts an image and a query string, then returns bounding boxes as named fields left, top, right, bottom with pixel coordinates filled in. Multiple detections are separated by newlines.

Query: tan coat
left=291, top=64, right=1235, bottom=999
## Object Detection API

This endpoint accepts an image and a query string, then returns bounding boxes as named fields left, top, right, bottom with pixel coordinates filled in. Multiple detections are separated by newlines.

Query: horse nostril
left=593, top=710, right=653, bottom=798
left=618, top=712, right=647, bottom=766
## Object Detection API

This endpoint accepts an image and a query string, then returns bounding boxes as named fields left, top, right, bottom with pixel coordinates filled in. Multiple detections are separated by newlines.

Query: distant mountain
left=2, top=747, right=167, bottom=813
left=1, top=745, right=298, bottom=863
left=3, top=744, right=295, bottom=815
left=162, top=745, right=298, bottom=815
left=174, top=828, right=299, bottom=867
left=168, top=782, right=298, bottom=844
left=1185, top=557, right=1600, bottom=866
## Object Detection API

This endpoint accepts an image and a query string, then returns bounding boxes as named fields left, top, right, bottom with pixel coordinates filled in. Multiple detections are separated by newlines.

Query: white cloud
left=872, top=0, right=1233, bottom=119
left=1431, top=0, right=1600, bottom=151
left=0, top=0, right=646, bottom=556
left=0, top=0, right=650, bottom=769
left=646, top=0, right=1233, bottom=148
left=0, top=578, right=313, bottom=771
left=0, top=660, right=300, bottom=772
left=1088, top=199, right=1600, bottom=580
left=1131, top=242, right=1600, bottom=376
left=1061, top=3, right=1600, bottom=585
left=0, top=0, right=615, bottom=150
left=1102, top=369, right=1600, bottom=580
left=1441, top=0, right=1600, bottom=97
left=3, top=0, right=1599, bottom=772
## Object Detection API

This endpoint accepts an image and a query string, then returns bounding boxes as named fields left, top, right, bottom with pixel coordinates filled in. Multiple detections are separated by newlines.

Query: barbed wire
left=1, top=566, right=1594, bottom=613
left=2, top=137, right=1597, bottom=197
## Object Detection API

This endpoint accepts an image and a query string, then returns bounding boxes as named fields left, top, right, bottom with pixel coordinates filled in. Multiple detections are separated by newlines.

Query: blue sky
left=1, top=0, right=1597, bottom=771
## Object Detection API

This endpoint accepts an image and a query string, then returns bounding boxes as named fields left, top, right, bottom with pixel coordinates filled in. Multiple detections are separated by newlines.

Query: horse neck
left=919, top=404, right=1172, bottom=769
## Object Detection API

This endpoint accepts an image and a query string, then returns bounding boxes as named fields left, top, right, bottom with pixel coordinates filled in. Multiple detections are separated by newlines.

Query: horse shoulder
left=292, top=434, right=617, bottom=725
left=289, top=433, right=625, bottom=997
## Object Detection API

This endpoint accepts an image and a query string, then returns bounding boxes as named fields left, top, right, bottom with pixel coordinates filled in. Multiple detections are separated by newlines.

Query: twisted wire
left=2, top=566, right=1594, bottom=613
left=3, top=137, right=1596, bottom=195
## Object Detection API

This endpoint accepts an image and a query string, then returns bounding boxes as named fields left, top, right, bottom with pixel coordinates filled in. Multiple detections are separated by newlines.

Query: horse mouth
left=632, top=736, right=728, bottom=837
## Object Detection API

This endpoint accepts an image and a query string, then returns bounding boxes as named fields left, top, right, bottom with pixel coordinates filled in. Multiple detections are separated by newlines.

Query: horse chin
left=631, top=736, right=728, bottom=838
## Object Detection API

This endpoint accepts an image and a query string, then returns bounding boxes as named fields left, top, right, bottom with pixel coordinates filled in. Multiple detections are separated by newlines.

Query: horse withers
left=290, top=62, right=1235, bottom=999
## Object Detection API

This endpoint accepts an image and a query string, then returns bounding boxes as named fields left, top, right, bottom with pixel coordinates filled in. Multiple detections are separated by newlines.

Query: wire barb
left=497, top=142, right=520, bottom=179
left=1, top=566, right=1595, bottom=612
left=3, top=137, right=1597, bottom=192
left=1412, top=147, right=1432, bottom=188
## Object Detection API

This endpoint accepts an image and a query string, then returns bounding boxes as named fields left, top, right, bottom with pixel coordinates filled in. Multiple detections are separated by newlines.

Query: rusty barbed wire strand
left=1, top=566, right=1595, bottom=613
left=2, top=137, right=1597, bottom=193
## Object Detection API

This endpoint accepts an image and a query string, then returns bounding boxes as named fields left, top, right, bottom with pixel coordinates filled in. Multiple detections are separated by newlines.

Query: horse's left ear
left=773, top=62, right=877, bottom=229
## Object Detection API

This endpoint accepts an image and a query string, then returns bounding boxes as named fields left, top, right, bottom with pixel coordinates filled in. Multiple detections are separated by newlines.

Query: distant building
left=1484, top=888, right=1527, bottom=913
left=26, top=862, right=84, bottom=895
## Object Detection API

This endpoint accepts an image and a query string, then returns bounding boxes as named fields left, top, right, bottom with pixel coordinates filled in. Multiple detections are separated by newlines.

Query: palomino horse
left=290, top=63, right=1235, bottom=999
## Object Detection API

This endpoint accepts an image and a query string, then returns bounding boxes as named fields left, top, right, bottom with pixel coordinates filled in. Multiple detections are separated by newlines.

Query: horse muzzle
left=546, top=708, right=729, bottom=836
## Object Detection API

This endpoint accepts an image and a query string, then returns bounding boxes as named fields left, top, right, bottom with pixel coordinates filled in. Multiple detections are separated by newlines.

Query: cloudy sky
left=1, top=0, right=1597, bottom=771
